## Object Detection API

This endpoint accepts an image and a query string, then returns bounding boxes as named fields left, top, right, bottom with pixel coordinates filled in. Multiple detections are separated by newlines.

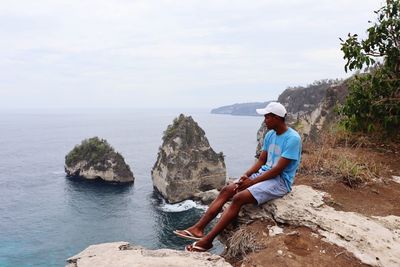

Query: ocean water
left=0, top=109, right=262, bottom=266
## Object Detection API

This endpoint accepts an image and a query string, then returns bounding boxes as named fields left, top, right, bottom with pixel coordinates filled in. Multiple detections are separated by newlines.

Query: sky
left=0, top=0, right=385, bottom=109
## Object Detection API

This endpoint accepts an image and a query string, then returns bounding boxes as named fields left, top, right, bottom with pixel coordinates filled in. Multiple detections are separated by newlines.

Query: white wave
left=159, top=199, right=208, bottom=212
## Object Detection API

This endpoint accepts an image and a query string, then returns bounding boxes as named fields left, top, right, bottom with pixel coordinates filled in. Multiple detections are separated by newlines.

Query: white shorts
left=247, top=169, right=288, bottom=205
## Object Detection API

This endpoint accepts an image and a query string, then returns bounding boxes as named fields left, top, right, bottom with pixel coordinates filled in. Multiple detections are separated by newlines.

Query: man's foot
left=173, top=229, right=204, bottom=241
left=185, top=241, right=213, bottom=252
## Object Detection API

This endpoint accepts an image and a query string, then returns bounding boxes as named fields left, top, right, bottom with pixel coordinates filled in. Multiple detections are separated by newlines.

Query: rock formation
left=194, top=189, right=220, bottom=205
left=66, top=242, right=231, bottom=267
left=65, top=137, right=134, bottom=183
left=233, top=185, right=400, bottom=267
left=278, top=80, right=348, bottom=139
left=278, top=81, right=331, bottom=117
left=152, top=114, right=226, bottom=203
left=255, top=121, right=268, bottom=159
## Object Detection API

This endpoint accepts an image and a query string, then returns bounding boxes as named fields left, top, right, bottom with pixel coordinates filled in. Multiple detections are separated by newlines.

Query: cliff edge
left=66, top=242, right=231, bottom=267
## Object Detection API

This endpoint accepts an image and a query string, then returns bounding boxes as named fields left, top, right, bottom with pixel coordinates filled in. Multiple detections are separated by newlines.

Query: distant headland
left=210, top=102, right=270, bottom=116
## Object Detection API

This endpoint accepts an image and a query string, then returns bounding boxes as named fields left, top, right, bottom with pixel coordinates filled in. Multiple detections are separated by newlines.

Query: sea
left=0, top=108, right=262, bottom=266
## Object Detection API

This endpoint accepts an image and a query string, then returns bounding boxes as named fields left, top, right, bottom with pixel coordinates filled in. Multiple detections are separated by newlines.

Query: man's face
left=264, top=113, right=278, bottom=129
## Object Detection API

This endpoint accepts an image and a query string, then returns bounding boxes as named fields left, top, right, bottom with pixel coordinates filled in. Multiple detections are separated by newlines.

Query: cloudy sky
left=0, top=0, right=384, bottom=109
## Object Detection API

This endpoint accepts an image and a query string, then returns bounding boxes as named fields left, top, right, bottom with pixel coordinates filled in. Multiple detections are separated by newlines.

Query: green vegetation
left=163, top=116, right=181, bottom=142
left=65, top=137, right=114, bottom=167
left=339, top=0, right=400, bottom=138
left=286, top=79, right=342, bottom=90
left=162, top=114, right=206, bottom=147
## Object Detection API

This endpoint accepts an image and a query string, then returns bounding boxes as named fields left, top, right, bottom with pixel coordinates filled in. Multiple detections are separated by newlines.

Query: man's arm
left=242, top=150, right=268, bottom=177
left=237, top=156, right=291, bottom=191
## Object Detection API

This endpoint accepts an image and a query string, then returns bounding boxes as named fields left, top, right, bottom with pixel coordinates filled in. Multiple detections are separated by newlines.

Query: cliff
left=278, top=81, right=332, bottom=116
left=277, top=80, right=348, bottom=138
left=254, top=80, right=348, bottom=154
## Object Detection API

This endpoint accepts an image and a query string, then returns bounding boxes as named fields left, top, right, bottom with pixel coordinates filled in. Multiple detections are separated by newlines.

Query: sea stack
left=152, top=114, right=226, bottom=203
left=65, top=137, right=134, bottom=183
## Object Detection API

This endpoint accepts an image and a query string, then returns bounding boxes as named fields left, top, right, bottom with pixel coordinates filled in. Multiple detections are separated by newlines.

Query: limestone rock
left=255, top=122, right=268, bottom=159
left=239, top=185, right=400, bottom=267
left=152, top=114, right=226, bottom=203
left=194, top=189, right=220, bottom=205
left=66, top=242, right=232, bottom=267
left=65, top=137, right=134, bottom=183
left=277, top=80, right=348, bottom=139
left=278, top=82, right=330, bottom=117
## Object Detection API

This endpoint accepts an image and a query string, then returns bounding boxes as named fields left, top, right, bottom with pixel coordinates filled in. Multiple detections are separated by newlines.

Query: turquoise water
left=0, top=109, right=262, bottom=266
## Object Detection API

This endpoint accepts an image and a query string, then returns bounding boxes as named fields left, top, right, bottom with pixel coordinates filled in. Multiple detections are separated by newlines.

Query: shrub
left=339, top=0, right=400, bottom=139
left=65, top=137, right=114, bottom=167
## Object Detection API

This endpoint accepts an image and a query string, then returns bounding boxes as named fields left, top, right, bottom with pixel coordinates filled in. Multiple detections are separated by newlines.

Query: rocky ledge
left=66, top=242, right=231, bottom=267
left=229, top=185, right=400, bottom=267
left=65, top=137, right=134, bottom=183
left=152, top=114, right=226, bottom=203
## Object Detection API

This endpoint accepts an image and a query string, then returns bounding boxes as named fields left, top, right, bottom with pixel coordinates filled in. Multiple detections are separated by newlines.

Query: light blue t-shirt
left=261, top=127, right=302, bottom=191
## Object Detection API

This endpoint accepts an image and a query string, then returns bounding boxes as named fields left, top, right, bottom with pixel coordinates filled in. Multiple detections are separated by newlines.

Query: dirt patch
left=226, top=221, right=369, bottom=267
left=297, top=143, right=400, bottom=217
left=299, top=176, right=400, bottom=216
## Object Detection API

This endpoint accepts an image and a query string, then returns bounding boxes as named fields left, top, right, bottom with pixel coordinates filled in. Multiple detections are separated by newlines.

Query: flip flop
left=173, top=229, right=203, bottom=241
left=185, top=241, right=213, bottom=252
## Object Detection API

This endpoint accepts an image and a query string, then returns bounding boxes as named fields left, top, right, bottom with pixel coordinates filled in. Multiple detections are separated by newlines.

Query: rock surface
left=65, top=137, right=134, bottom=183
left=278, top=81, right=348, bottom=139
left=393, top=175, right=400, bottom=184
left=278, top=81, right=331, bottom=117
left=255, top=121, right=268, bottom=158
left=194, top=189, right=220, bottom=205
left=152, top=114, right=226, bottom=203
left=239, top=185, right=400, bottom=267
left=66, top=242, right=231, bottom=267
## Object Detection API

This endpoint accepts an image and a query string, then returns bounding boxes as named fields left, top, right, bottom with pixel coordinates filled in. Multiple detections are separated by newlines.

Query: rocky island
left=65, top=137, right=134, bottom=183
left=151, top=114, right=226, bottom=203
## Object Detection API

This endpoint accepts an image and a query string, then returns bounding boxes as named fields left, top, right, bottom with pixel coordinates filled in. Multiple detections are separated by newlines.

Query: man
left=174, top=102, right=302, bottom=252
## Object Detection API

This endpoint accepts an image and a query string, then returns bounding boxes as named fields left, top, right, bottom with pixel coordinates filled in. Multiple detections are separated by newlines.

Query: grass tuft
left=299, top=130, right=387, bottom=188
left=223, top=227, right=264, bottom=260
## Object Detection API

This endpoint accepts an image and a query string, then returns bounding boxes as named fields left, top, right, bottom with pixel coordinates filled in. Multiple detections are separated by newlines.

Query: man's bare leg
left=186, top=189, right=256, bottom=251
left=183, top=183, right=239, bottom=237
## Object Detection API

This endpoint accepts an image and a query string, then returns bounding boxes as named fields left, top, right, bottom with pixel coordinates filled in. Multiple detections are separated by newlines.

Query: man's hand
left=235, top=175, right=255, bottom=192
left=239, top=174, right=249, bottom=182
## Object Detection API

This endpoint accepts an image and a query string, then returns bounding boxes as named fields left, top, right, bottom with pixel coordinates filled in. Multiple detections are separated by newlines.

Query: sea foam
left=159, top=199, right=208, bottom=212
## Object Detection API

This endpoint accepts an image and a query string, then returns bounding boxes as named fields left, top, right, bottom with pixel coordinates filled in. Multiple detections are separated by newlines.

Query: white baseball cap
left=256, top=102, right=287, bottom=117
